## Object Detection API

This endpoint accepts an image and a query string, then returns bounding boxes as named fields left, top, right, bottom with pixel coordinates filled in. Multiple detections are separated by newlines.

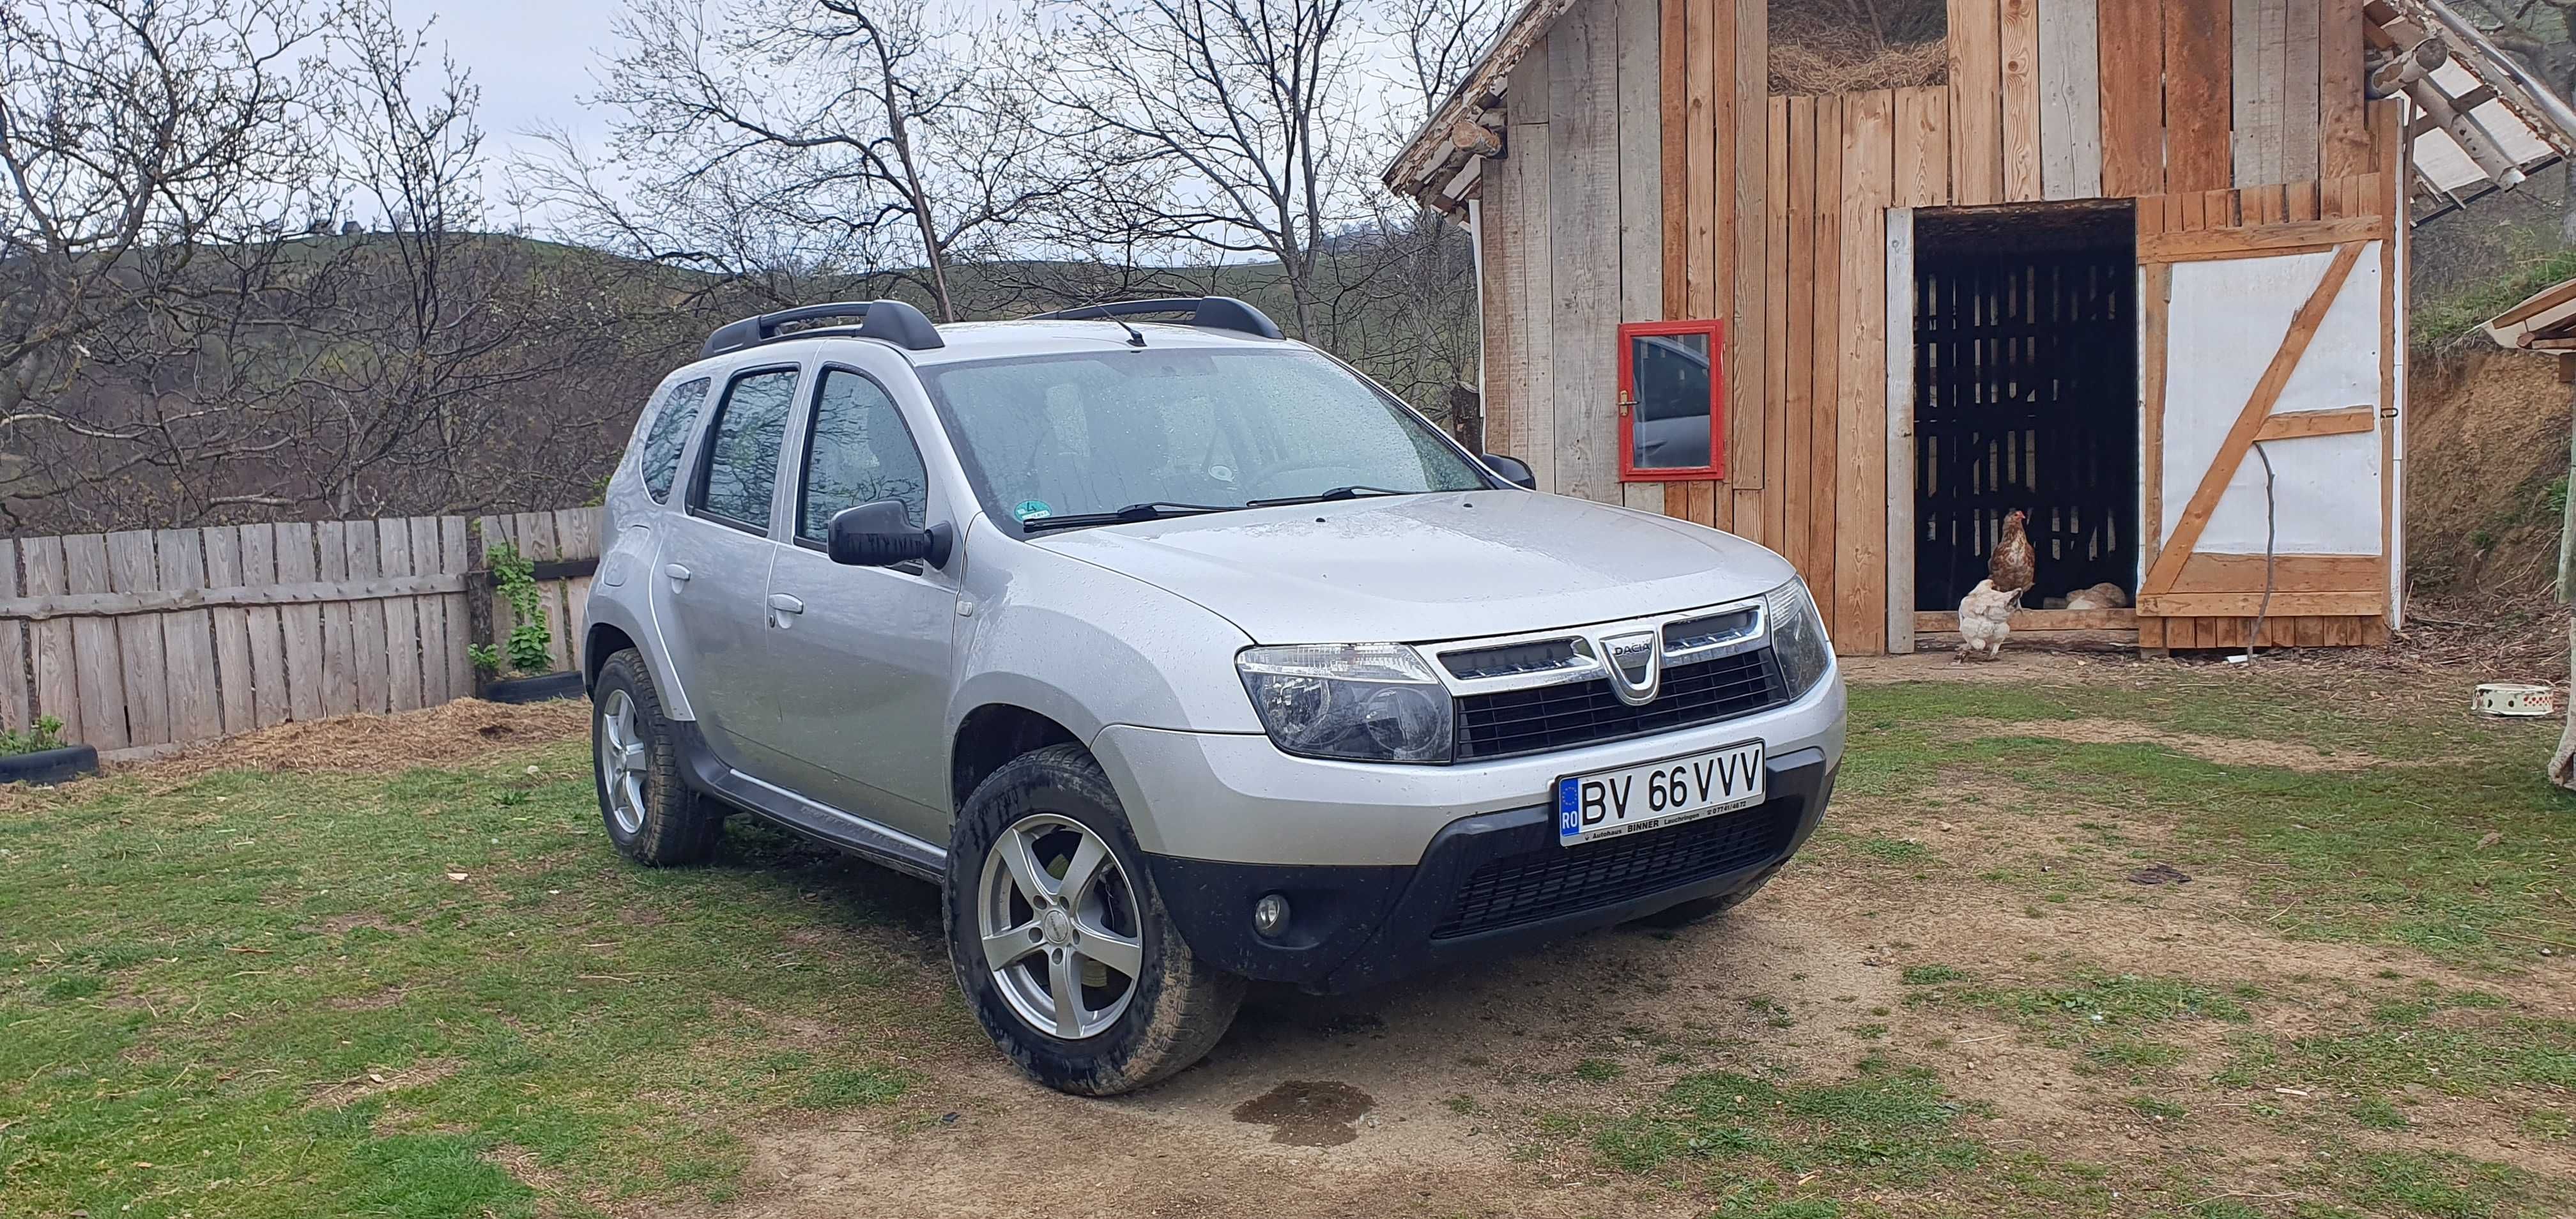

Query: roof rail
left=1029, top=296, right=1284, bottom=341
left=700, top=300, right=944, bottom=358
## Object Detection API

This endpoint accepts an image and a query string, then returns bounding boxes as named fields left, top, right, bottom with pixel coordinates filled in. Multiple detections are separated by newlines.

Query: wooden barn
left=1386, top=0, right=2574, bottom=654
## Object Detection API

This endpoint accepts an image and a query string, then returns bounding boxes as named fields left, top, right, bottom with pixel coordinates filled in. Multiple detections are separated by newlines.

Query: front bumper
left=1140, top=747, right=1835, bottom=993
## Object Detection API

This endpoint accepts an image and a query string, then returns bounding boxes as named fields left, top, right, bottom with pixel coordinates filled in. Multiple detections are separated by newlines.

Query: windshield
left=918, top=348, right=1489, bottom=526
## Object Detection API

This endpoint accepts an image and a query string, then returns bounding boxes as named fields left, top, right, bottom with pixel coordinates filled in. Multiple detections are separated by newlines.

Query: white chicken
left=1955, top=579, right=2023, bottom=662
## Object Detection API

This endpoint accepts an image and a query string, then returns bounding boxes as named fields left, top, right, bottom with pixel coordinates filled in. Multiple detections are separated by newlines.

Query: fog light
left=1252, top=893, right=1291, bottom=939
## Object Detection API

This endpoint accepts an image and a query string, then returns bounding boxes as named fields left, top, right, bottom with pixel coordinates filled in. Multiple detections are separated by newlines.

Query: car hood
left=1031, top=491, right=1797, bottom=644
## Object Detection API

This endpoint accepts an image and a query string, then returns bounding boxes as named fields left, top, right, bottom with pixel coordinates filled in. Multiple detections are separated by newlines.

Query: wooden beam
left=1917, top=608, right=2138, bottom=632
left=2098, top=0, right=2166, bottom=194
left=2037, top=0, right=2104, bottom=199
left=1731, top=0, right=1767, bottom=491
left=0, top=573, right=470, bottom=622
left=1949, top=0, right=2005, bottom=205
left=1836, top=89, right=1894, bottom=654
left=2139, top=241, right=2369, bottom=597
left=2159, top=551, right=2384, bottom=592
left=2000, top=0, right=2043, bottom=200
left=2165, top=0, right=2235, bottom=192
left=2137, top=591, right=2385, bottom=615
left=2252, top=405, right=2376, bottom=440
left=2136, top=215, right=2389, bottom=261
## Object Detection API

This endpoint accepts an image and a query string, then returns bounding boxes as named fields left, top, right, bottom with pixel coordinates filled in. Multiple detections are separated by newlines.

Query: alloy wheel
left=597, top=688, right=649, bottom=836
left=977, top=813, right=1144, bottom=1039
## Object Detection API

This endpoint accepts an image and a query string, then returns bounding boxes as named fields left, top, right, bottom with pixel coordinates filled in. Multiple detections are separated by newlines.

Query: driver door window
left=797, top=369, right=929, bottom=540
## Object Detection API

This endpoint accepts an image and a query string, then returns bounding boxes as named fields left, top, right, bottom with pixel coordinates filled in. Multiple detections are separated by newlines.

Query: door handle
left=766, top=594, right=806, bottom=616
left=664, top=564, right=692, bottom=583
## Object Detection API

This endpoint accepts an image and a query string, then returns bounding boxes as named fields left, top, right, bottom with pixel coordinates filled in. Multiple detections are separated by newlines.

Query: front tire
left=591, top=649, right=723, bottom=866
left=946, top=744, right=1244, bottom=1096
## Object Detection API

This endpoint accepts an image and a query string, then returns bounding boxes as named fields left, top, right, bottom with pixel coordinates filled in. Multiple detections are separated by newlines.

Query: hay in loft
left=1770, top=0, right=1949, bottom=95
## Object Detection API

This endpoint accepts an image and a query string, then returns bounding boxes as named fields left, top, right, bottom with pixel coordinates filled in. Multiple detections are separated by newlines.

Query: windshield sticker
left=1013, top=500, right=1053, bottom=523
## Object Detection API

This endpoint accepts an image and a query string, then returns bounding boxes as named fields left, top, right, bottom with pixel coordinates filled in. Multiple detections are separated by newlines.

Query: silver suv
left=583, top=297, right=1845, bottom=1095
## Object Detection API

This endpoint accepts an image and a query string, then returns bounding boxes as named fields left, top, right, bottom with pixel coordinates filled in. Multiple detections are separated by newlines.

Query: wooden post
left=2551, top=384, right=2576, bottom=789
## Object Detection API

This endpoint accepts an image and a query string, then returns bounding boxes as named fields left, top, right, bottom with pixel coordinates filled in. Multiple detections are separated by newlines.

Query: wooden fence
left=0, top=507, right=604, bottom=760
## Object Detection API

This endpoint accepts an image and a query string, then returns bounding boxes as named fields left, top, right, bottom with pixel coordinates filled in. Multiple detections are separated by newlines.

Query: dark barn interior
left=1911, top=203, right=2140, bottom=611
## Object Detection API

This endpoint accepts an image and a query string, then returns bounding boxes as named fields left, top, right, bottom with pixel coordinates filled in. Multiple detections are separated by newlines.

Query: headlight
left=1766, top=578, right=1834, bottom=697
left=1237, top=643, right=1453, bottom=763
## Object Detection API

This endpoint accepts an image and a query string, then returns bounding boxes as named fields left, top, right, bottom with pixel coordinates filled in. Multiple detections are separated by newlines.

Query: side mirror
left=827, top=501, right=951, bottom=569
left=1481, top=454, right=1538, bottom=491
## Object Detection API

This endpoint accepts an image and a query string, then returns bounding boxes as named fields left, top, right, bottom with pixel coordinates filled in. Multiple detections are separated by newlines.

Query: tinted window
left=696, top=369, right=798, bottom=528
left=639, top=378, right=711, bottom=502
left=799, top=370, right=928, bottom=540
left=920, top=349, right=1482, bottom=524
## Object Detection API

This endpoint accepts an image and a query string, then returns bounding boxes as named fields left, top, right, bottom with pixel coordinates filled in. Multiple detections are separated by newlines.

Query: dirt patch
left=132, top=698, right=588, bottom=779
left=1949, top=716, right=2383, bottom=772
left=1230, top=1080, right=1374, bottom=1147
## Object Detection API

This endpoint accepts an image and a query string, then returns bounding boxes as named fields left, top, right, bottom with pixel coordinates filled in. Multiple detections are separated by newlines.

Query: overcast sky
left=393, top=0, right=624, bottom=196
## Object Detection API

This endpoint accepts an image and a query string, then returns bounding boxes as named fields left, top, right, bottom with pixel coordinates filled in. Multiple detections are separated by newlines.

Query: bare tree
left=0, top=0, right=335, bottom=511
left=546, top=0, right=1066, bottom=322
left=1024, top=0, right=1369, bottom=340
left=0, top=0, right=670, bottom=532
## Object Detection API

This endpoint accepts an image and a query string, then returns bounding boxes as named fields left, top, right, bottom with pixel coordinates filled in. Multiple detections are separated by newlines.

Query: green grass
left=0, top=744, right=970, bottom=1218
left=1841, top=683, right=2573, bottom=965
left=1593, top=1055, right=1985, bottom=1184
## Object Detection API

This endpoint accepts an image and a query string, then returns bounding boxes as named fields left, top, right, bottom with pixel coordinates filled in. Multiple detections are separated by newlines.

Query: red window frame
left=1616, top=318, right=1727, bottom=482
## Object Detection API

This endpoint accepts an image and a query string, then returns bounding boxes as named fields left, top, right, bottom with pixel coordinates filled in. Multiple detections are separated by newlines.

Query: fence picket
left=199, top=527, right=257, bottom=736
left=440, top=516, right=473, bottom=698
left=379, top=520, right=424, bottom=712
left=238, top=523, right=292, bottom=728
left=105, top=531, right=172, bottom=746
left=555, top=507, right=598, bottom=671
left=343, top=521, right=390, bottom=713
left=65, top=535, right=131, bottom=749
left=314, top=521, right=358, bottom=716
left=408, top=517, right=450, bottom=703
left=0, top=539, right=25, bottom=733
left=21, top=538, right=79, bottom=742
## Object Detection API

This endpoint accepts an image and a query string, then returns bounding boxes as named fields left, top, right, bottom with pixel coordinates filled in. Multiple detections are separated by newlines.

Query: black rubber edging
left=480, top=670, right=585, bottom=705
left=0, top=744, right=98, bottom=786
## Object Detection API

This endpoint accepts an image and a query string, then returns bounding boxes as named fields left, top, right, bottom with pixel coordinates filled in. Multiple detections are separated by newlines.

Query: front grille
left=1452, top=648, right=1787, bottom=760
left=1430, top=799, right=1800, bottom=939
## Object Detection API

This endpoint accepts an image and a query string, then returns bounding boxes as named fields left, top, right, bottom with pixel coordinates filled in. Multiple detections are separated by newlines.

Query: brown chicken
left=1988, top=509, right=2035, bottom=594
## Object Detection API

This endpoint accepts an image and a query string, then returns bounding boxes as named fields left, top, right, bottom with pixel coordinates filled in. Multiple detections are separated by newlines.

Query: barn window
left=1616, top=319, right=1726, bottom=481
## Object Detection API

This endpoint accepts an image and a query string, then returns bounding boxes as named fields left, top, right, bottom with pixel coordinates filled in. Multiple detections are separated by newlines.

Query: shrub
left=0, top=715, right=67, bottom=757
left=470, top=539, right=555, bottom=677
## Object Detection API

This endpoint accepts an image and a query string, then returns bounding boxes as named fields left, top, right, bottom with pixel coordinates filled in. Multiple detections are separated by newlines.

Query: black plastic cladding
left=1027, top=296, right=1285, bottom=341
left=699, top=299, right=946, bottom=357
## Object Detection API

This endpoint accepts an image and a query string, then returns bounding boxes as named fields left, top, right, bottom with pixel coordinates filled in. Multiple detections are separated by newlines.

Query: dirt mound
left=2407, top=348, right=2568, bottom=597
left=134, top=698, right=588, bottom=779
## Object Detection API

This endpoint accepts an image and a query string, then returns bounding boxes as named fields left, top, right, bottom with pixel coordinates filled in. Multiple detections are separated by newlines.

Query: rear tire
left=591, top=649, right=723, bottom=866
left=946, top=744, right=1245, bottom=1096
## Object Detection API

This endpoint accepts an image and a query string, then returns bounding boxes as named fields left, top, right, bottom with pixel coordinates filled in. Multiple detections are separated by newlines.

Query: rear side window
left=694, top=369, right=799, bottom=530
left=638, top=378, right=711, bottom=502
left=798, top=369, right=928, bottom=540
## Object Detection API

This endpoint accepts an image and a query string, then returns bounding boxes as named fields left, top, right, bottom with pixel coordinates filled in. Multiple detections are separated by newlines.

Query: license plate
left=1556, top=740, right=1766, bottom=847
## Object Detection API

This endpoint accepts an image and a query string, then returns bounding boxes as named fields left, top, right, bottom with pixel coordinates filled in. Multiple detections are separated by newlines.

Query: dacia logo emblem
left=1597, top=630, right=1662, bottom=707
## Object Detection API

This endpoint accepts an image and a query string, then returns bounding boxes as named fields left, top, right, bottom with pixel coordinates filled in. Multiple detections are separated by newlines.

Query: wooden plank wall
left=0, top=510, right=599, bottom=759
left=1466, top=0, right=2388, bottom=653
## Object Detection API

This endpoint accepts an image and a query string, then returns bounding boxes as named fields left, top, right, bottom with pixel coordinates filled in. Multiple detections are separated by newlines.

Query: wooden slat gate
left=2135, top=188, right=2397, bottom=649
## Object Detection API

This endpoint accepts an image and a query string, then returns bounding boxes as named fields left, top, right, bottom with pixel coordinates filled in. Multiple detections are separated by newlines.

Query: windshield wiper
left=1245, top=485, right=1413, bottom=507
left=1019, top=501, right=1244, bottom=532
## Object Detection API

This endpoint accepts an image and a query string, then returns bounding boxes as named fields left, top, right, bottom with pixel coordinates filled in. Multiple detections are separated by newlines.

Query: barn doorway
left=1910, top=202, right=2138, bottom=613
